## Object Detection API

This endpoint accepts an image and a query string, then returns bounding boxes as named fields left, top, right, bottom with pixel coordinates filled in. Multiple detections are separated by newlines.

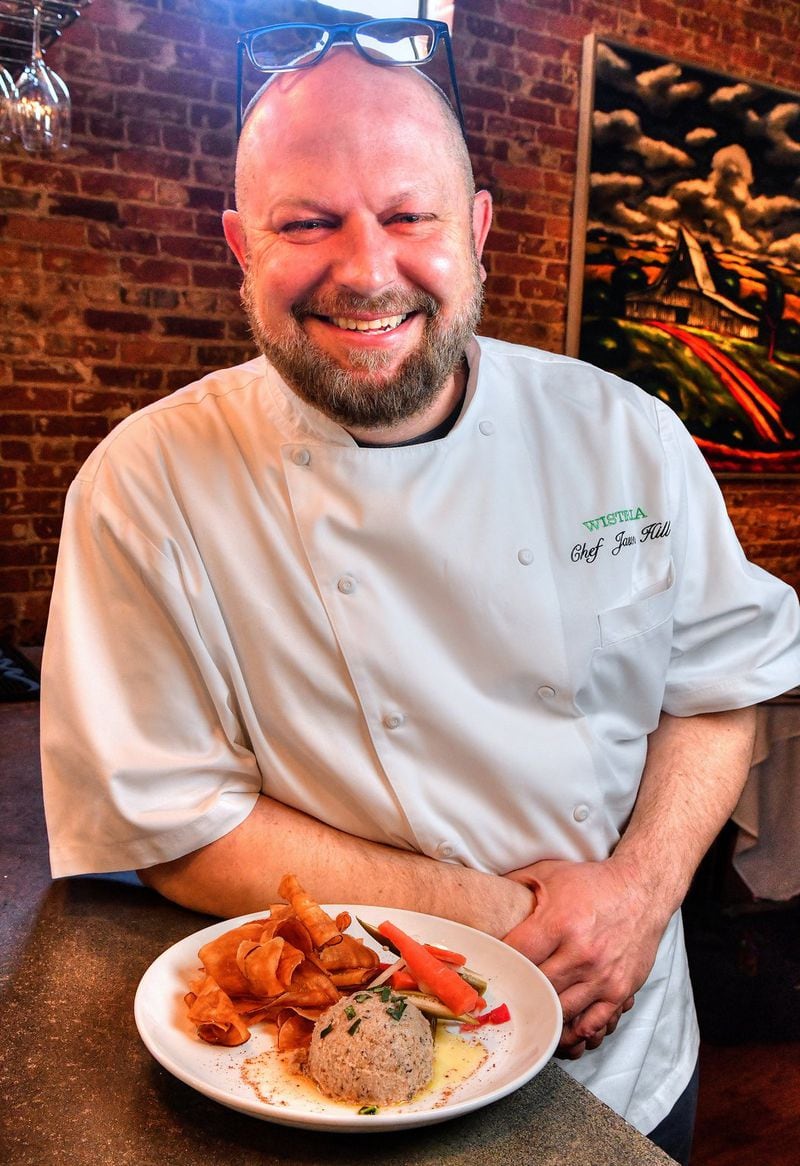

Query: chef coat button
left=383, top=712, right=405, bottom=730
left=478, top=419, right=495, bottom=436
left=573, top=804, right=590, bottom=823
left=337, top=575, right=356, bottom=595
left=537, top=685, right=556, bottom=700
left=517, top=548, right=534, bottom=565
left=437, top=842, right=454, bottom=858
left=292, top=447, right=311, bottom=466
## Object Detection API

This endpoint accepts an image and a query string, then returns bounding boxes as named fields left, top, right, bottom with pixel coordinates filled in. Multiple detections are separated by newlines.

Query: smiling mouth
left=324, top=313, right=410, bottom=333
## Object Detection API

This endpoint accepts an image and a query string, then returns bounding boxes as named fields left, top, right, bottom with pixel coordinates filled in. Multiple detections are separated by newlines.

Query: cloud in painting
left=746, top=102, right=800, bottom=166
left=593, top=108, right=694, bottom=170
left=669, top=145, right=800, bottom=251
left=594, top=43, right=702, bottom=113
left=685, top=126, right=717, bottom=147
left=635, top=62, right=703, bottom=113
left=768, top=233, right=800, bottom=262
left=708, top=82, right=757, bottom=112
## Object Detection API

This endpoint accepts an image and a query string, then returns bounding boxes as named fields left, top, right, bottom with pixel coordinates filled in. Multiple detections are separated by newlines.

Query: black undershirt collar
left=353, top=382, right=468, bottom=448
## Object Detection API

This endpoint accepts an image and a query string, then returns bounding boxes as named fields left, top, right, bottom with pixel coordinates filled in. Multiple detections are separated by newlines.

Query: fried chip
left=260, top=914, right=314, bottom=955
left=235, top=936, right=305, bottom=997
left=311, top=934, right=379, bottom=973
left=197, top=920, right=268, bottom=997
left=275, top=1010, right=316, bottom=1052
left=267, top=960, right=341, bottom=1013
left=185, top=974, right=251, bottom=1046
left=278, top=873, right=344, bottom=949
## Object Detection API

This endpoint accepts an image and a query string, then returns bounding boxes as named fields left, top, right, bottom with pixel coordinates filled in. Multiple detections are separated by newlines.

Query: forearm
left=138, top=792, right=535, bottom=935
left=609, top=706, right=757, bottom=926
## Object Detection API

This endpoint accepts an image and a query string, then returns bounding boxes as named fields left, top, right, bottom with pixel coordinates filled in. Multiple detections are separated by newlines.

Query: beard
left=241, top=260, right=484, bottom=431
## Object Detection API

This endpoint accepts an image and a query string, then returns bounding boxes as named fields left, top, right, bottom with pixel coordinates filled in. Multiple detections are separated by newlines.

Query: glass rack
left=0, top=0, right=90, bottom=70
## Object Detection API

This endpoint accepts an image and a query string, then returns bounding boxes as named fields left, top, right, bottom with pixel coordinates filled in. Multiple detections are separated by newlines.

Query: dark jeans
left=646, top=1059, right=700, bottom=1165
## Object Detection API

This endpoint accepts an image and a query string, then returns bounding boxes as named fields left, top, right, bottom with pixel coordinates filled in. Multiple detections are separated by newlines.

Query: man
left=41, top=49, right=800, bottom=1161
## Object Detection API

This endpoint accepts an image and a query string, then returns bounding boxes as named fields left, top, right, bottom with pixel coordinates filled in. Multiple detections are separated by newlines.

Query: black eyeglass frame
left=235, top=18, right=465, bottom=136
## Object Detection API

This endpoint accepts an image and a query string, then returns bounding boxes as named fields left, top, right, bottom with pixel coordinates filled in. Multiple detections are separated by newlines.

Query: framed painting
left=566, top=35, right=800, bottom=474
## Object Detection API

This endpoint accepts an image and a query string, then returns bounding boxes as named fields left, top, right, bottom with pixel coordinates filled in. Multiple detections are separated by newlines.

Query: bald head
left=234, top=49, right=474, bottom=220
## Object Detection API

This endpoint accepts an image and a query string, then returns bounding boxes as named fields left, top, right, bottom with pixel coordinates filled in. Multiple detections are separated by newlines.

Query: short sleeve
left=659, top=404, right=800, bottom=714
left=41, top=477, right=262, bottom=878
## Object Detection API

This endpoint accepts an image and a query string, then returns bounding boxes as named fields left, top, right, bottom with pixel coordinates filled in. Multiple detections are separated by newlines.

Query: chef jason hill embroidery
left=571, top=519, right=671, bottom=564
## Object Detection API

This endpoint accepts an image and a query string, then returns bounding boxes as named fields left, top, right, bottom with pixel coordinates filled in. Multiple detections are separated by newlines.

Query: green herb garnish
left=348, top=1018, right=362, bottom=1035
left=358, top=1105, right=379, bottom=1115
left=344, top=1004, right=356, bottom=1020
left=319, top=1023, right=333, bottom=1039
left=386, top=997, right=407, bottom=1021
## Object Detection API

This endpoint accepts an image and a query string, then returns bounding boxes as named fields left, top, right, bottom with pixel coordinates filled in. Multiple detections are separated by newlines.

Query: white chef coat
left=41, top=336, right=800, bottom=1133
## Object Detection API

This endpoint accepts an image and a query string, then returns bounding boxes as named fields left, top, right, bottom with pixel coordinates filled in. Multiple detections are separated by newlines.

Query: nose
left=330, top=214, right=398, bottom=298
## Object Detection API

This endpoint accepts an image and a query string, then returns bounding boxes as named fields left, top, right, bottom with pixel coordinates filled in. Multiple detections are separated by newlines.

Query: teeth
left=330, top=314, right=406, bottom=332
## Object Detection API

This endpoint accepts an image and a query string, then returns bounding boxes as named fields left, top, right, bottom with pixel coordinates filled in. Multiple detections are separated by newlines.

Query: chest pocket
left=581, top=563, right=676, bottom=741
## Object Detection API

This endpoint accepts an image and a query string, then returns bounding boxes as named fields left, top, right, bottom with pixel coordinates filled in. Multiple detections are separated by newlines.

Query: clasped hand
left=503, top=857, right=666, bottom=1059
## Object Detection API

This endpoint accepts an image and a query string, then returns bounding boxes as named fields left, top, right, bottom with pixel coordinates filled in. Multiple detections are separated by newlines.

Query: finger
left=556, top=1038, right=588, bottom=1060
left=573, top=999, right=626, bottom=1040
left=557, top=983, right=617, bottom=1026
left=535, top=953, right=587, bottom=996
left=604, top=1010, right=622, bottom=1037
left=503, top=919, right=560, bottom=969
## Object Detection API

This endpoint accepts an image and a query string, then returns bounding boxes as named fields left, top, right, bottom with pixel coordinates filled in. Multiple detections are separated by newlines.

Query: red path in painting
left=645, top=321, right=793, bottom=445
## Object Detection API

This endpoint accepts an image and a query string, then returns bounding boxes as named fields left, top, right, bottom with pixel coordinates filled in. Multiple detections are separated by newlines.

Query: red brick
left=5, top=215, right=88, bottom=247
left=119, top=257, right=192, bottom=285
left=42, top=249, right=120, bottom=276
left=159, top=316, right=225, bottom=340
left=80, top=171, right=157, bottom=202
left=1, top=158, right=80, bottom=193
left=1, top=441, right=31, bottom=462
left=118, top=337, right=194, bottom=363
left=192, top=263, right=242, bottom=290
left=90, top=366, right=165, bottom=391
left=86, top=221, right=158, bottom=254
left=49, top=194, right=121, bottom=223
left=84, top=309, right=153, bottom=334
left=117, top=150, right=191, bottom=182
left=22, top=463, right=75, bottom=488
left=3, top=387, right=71, bottom=412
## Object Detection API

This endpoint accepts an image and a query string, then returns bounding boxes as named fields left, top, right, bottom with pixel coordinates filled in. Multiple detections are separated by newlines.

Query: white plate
left=134, top=906, right=561, bottom=1132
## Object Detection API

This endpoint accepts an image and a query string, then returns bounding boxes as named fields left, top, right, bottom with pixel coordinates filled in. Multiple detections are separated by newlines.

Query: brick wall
left=1, top=0, right=798, bottom=645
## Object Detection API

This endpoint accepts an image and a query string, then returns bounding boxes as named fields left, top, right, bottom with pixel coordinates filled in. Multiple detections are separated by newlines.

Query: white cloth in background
left=41, top=336, right=800, bottom=1134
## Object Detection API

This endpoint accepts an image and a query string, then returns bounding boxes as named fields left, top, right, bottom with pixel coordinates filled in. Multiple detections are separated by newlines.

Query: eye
left=386, top=212, right=434, bottom=226
left=280, top=218, right=335, bottom=235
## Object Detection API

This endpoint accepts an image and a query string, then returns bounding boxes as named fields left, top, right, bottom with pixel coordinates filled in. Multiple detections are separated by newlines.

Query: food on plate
left=307, top=989, right=434, bottom=1105
left=182, top=875, right=512, bottom=1109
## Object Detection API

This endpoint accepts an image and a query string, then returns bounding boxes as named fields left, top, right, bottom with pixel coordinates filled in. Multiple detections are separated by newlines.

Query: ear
left=472, top=189, right=493, bottom=282
left=222, top=209, right=248, bottom=271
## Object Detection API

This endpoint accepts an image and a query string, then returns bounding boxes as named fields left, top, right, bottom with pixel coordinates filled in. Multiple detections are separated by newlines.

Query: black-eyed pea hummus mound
left=307, top=989, right=434, bottom=1106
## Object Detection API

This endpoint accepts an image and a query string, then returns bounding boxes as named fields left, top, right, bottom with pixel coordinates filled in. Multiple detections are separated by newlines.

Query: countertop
left=1, top=700, right=673, bottom=1164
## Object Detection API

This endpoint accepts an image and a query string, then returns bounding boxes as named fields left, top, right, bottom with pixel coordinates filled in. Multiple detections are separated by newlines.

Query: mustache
left=291, top=290, right=439, bottom=322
